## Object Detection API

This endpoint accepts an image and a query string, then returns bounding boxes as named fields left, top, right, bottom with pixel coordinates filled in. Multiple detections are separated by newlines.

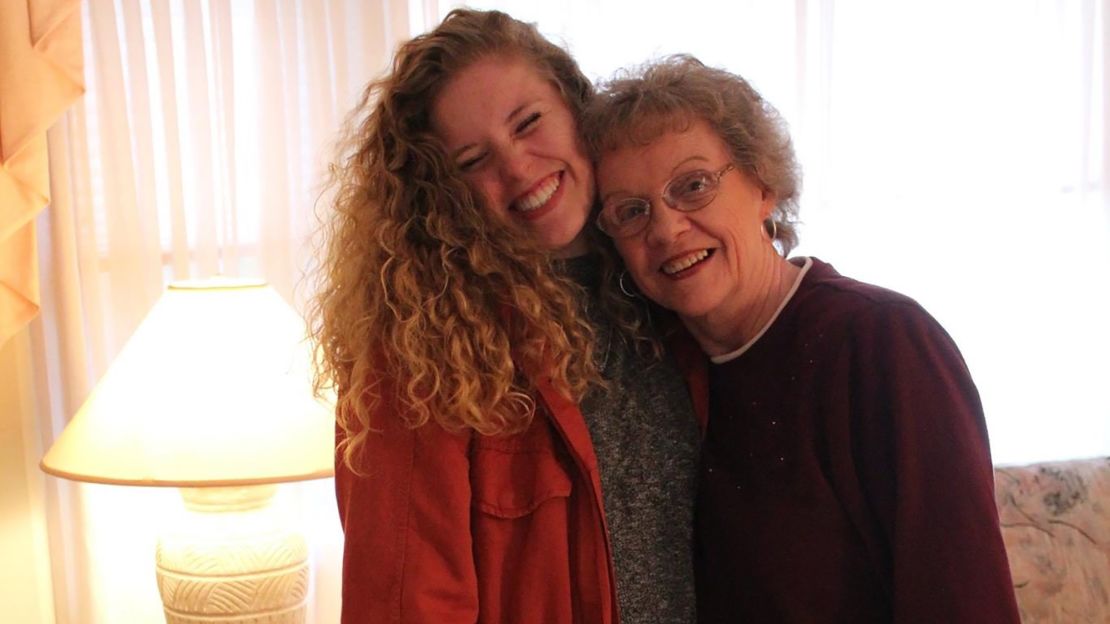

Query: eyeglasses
left=596, top=164, right=735, bottom=238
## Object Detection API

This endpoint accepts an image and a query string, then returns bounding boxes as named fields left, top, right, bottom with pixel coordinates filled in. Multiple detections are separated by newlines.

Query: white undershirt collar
left=710, top=256, right=813, bottom=365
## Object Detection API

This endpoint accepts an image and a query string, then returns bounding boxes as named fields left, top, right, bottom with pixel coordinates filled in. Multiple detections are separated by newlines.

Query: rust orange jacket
left=335, top=373, right=620, bottom=623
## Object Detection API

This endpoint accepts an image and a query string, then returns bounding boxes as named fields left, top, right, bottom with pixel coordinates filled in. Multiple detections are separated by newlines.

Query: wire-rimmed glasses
left=596, top=163, right=735, bottom=238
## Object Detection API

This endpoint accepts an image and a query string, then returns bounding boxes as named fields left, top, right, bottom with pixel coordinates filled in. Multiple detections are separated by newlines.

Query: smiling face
left=431, top=55, right=593, bottom=258
left=597, top=119, right=777, bottom=324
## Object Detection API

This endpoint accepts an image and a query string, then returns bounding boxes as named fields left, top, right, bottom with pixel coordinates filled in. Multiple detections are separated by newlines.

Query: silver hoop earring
left=762, top=218, right=778, bottom=242
left=618, top=271, right=638, bottom=298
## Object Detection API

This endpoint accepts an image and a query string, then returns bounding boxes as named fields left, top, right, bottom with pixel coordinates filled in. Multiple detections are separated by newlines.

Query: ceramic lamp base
left=155, top=485, right=308, bottom=623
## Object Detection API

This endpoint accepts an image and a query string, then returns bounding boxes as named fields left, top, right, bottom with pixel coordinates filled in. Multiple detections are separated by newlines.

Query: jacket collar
left=660, top=313, right=709, bottom=434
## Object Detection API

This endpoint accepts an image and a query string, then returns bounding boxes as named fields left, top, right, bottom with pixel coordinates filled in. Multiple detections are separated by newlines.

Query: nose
left=496, top=143, right=532, bottom=184
left=644, top=201, right=690, bottom=247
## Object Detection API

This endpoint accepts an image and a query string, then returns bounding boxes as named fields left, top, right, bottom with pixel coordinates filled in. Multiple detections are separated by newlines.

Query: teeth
left=662, top=250, right=710, bottom=275
left=514, top=174, right=560, bottom=212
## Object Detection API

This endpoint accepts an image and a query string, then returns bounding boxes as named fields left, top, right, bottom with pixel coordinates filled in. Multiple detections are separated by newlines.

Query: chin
left=662, top=295, right=715, bottom=320
left=543, top=222, right=589, bottom=252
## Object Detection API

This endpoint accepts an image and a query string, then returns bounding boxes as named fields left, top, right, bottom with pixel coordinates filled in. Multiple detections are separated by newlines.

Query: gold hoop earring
left=762, top=218, right=778, bottom=242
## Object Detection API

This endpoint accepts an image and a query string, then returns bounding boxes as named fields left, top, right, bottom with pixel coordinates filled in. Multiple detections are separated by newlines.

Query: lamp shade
left=41, top=278, right=335, bottom=487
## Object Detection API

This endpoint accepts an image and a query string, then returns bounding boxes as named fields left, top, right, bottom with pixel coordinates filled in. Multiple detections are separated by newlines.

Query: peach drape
left=0, top=0, right=84, bottom=346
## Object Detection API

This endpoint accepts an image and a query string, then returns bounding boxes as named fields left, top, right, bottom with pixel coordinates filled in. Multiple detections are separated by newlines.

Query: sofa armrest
left=995, top=457, right=1110, bottom=622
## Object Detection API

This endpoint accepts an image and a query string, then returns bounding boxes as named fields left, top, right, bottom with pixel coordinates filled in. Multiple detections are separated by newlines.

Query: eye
left=670, top=171, right=717, bottom=200
left=609, top=198, right=650, bottom=224
left=457, top=152, right=487, bottom=172
left=514, top=111, right=541, bottom=134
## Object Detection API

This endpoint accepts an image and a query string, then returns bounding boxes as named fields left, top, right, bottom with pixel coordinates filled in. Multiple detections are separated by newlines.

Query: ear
left=759, top=188, right=777, bottom=220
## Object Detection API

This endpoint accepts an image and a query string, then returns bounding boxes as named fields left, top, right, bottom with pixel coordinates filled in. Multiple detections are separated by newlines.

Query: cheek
left=466, top=175, right=506, bottom=214
left=612, top=238, right=635, bottom=261
left=710, top=210, right=758, bottom=248
left=549, top=112, right=585, bottom=154
left=615, top=240, right=652, bottom=275
left=569, top=138, right=590, bottom=169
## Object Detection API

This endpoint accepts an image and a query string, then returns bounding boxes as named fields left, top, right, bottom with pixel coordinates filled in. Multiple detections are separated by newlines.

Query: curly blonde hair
left=311, top=9, right=645, bottom=471
left=583, top=54, right=802, bottom=253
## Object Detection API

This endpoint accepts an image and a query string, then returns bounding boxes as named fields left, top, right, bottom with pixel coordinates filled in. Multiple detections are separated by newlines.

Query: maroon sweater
left=688, top=258, right=1019, bottom=623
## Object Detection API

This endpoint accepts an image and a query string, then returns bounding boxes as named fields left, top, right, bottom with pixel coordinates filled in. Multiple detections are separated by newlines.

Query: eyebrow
left=449, top=100, right=540, bottom=160
left=600, top=154, right=711, bottom=203
left=671, top=155, right=710, bottom=173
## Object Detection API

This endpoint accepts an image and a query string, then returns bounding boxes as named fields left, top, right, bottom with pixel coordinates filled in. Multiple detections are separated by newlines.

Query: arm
left=335, top=396, right=478, bottom=624
left=845, top=301, right=1020, bottom=623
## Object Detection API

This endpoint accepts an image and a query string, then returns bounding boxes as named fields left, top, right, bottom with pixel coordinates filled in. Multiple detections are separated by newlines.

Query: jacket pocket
left=470, top=425, right=573, bottom=519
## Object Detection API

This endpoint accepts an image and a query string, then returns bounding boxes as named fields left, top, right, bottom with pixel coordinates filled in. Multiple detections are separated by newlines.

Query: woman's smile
left=432, top=56, right=593, bottom=257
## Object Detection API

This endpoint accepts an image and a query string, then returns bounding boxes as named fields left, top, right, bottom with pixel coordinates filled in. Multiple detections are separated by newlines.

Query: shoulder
left=787, top=258, right=972, bottom=385
left=798, top=258, right=924, bottom=316
left=793, top=257, right=947, bottom=343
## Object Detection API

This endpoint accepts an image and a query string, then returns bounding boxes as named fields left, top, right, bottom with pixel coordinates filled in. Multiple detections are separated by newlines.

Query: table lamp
left=40, top=278, right=335, bottom=624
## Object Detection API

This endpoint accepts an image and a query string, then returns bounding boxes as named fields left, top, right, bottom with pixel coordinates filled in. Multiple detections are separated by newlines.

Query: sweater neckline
left=710, top=256, right=813, bottom=365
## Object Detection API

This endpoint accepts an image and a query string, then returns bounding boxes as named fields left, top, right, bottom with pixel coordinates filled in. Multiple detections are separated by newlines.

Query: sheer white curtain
left=24, top=0, right=427, bottom=621
left=445, top=0, right=1110, bottom=465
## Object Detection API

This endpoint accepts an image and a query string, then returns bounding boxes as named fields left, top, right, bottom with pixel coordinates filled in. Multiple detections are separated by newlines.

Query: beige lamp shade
left=41, top=278, right=335, bottom=487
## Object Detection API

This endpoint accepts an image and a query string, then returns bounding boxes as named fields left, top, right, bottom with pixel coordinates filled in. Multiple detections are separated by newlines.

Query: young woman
left=584, top=55, right=1021, bottom=623
left=311, top=11, right=699, bottom=624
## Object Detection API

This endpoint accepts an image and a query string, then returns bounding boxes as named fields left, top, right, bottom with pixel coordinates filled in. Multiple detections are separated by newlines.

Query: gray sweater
left=559, top=255, right=700, bottom=624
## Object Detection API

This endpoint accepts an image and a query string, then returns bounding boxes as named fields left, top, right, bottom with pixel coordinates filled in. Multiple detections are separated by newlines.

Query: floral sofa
left=995, top=457, right=1110, bottom=622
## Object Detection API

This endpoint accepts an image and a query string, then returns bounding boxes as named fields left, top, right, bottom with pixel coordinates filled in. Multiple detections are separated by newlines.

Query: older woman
left=583, top=55, right=1020, bottom=623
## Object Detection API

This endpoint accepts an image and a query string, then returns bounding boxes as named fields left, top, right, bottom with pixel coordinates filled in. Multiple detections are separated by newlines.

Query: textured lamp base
left=156, top=485, right=309, bottom=623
